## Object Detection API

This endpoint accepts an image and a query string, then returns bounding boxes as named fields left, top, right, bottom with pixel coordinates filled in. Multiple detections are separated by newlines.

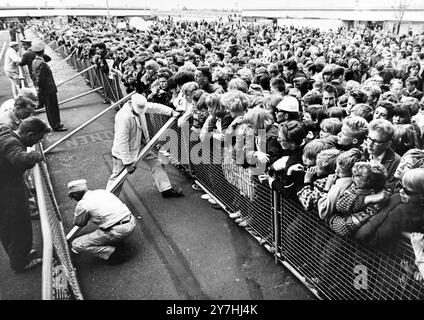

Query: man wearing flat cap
left=31, top=43, right=67, bottom=131
left=68, top=179, right=136, bottom=265
left=19, top=39, right=51, bottom=79
left=106, top=93, right=184, bottom=198
left=4, top=41, right=21, bottom=98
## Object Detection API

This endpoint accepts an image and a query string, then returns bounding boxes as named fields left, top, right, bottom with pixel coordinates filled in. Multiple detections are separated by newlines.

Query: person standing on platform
left=31, top=43, right=67, bottom=132
left=0, top=117, right=50, bottom=273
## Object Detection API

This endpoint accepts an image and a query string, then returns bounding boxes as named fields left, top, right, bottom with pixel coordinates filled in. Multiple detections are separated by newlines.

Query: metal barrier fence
left=46, top=38, right=123, bottom=104
left=34, top=143, right=84, bottom=300
left=32, top=29, right=424, bottom=299
left=144, top=115, right=424, bottom=300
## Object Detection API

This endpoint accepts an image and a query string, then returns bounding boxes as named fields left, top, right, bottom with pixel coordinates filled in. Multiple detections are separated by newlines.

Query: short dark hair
left=197, top=66, right=212, bottom=83
left=18, top=117, right=50, bottom=135
left=349, top=90, right=367, bottom=104
left=270, top=78, right=286, bottom=93
left=323, top=83, right=338, bottom=98
left=406, top=76, right=419, bottom=86
left=173, top=71, right=195, bottom=86
left=332, top=66, right=345, bottom=79
left=279, top=120, right=306, bottom=146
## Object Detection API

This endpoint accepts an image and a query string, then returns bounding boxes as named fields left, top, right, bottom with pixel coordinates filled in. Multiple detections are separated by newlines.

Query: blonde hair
left=352, top=161, right=387, bottom=191
left=205, top=93, right=225, bottom=117
left=316, top=149, right=341, bottom=175
left=220, top=90, right=249, bottom=113
left=243, top=107, right=274, bottom=131
left=181, top=81, right=199, bottom=96
left=402, top=168, right=424, bottom=203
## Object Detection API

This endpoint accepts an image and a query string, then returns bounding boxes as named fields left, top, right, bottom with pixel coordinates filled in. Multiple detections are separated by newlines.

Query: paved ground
left=0, top=29, right=314, bottom=300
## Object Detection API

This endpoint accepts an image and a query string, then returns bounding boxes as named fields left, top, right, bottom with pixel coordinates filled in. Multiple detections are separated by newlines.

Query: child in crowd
left=297, top=148, right=341, bottom=211
left=317, top=148, right=363, bottom=220
left=329, top=162, right=391, bottom=236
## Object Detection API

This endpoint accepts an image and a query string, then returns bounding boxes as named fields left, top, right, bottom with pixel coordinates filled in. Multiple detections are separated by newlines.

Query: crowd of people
left=1, top=15, right=424, bottom=294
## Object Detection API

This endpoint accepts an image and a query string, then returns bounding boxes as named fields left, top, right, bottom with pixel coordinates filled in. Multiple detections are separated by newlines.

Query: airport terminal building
left=241, top=1, right=424, bottom=33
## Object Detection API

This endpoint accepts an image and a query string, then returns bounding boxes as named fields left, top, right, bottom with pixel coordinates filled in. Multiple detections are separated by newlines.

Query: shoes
left=162, top=187, right=184, bottom=198
left=30, top=211, right=40, bottom=219
left=238, top=219, right=248, bottom=227
left=192, top=183, right=202, bottom=191
left=200, top=194, right=211, bottom=200
left=29, top=249, right=38, bottom=260
left=264, top=244, right=275, bottom=253
left=106, top=246, right=132, bottom=265
left=54, top=126, right=68, bottom=132
left=208, top=198, right=217, bottom=204
left=234, top=217, right=243, bottom=224
left=228, top=211, right=241, bottom=219
left=210, top=203, right=222, bottom=210
left=15, top=258, right=43, bottom=274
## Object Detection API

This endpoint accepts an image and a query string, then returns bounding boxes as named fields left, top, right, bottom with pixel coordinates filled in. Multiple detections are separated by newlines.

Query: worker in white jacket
left=4, top=42, right=22, bottom=98
left=106, top=93, right=184, bottom=198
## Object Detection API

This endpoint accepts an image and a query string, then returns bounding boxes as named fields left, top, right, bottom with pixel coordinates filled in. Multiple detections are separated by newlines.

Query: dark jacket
left=0, top=129, right=40, bottom=192
left=271, top=145, right=305, bottom=200
left=32, top=55, right=57, bottom=94
left=19, top=50, right=51, bottom=77
left=353, top=193, right=424, bottom=248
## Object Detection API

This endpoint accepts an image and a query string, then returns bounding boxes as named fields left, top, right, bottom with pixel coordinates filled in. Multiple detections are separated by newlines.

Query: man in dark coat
left=0, top=117, right=50, bottom=273
left=31, top=43, right=67, bottom=131
left=18, top=39, right=51, bottom=80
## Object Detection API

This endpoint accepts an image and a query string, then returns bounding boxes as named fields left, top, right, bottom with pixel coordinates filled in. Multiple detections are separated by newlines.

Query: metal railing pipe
left=56, top=65, right=96, bottom=88
left=32, top=156, right=53, bottom=300
left=44, top=91, right=135, bottom=153
left=51, top=48, right=77, bottom=69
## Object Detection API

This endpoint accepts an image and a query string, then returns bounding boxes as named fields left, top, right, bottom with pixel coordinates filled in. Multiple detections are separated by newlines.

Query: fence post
left=273, top=190, right=281, bottom=263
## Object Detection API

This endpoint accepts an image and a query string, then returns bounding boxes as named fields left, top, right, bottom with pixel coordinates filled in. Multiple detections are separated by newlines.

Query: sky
left=3, top=0, right=423, bottom=10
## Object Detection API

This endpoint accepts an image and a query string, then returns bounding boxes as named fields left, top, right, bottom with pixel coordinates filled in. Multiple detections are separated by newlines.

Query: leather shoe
left=54, top=126, right=68, bottom=132
left=14, top=258, right=42, bottom=274
left=162, top=187, right=184, bottom=198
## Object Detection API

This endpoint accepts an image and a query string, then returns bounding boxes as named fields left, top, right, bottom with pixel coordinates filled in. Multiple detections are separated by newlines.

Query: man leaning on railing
left=0, top=117, right=50, bottom=274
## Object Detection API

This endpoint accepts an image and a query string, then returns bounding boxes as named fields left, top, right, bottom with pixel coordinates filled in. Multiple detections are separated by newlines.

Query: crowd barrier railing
left=14, top=66, right=83, bottom=299
left=31, top=28, right=424, bottom=300
left=33, top=143, right=84, bottom=300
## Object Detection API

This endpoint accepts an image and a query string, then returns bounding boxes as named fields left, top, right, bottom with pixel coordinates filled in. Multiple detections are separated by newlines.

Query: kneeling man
left=68, top=179, right=136, bottom=264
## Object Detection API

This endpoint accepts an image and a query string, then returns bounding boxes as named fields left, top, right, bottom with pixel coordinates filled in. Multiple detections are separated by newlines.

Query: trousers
left=71, top=215, right=136, bottom=260
left=106, top=152, right=172, bottom=195
left=0, top=187, right=32, bottom=271
left=38, top=92, right=61, bottom=129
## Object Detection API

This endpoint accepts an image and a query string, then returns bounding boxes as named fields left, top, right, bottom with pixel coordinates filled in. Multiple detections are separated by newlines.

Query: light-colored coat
left=111, top=100, right=172, bottom=165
